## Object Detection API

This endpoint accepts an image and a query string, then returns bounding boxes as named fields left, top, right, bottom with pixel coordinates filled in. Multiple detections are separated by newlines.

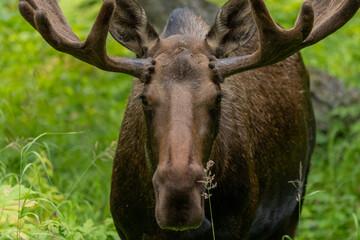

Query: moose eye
left=215, top=94, right=223, bottom=106
left=140, top=95, right=148, bottom=106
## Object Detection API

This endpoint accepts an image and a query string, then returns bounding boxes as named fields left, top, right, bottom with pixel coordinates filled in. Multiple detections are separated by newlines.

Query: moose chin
left=19, top=0, right=359, bottom=239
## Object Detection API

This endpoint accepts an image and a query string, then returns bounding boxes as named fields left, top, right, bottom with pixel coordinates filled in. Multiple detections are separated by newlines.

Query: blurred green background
left=0, top=0, right=359, bottom=239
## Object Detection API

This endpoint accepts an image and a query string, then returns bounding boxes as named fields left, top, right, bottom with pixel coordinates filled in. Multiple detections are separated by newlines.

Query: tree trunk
left=308, top=67, right=360, bottom=132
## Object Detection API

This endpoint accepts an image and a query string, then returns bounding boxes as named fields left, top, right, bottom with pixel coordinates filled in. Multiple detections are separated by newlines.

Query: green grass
left=0, top=133, right=120, bottom=239
left=1, top=0, right=359, bottom=239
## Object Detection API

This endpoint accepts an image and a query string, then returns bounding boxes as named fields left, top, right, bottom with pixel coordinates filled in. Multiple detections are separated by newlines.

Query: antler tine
left=18, top=0, right=151, bottom=80
left=304, top=0, right=360, bottom=44
left=213, top=0, right=360, bottom=79
left=251, top=0, right=314, bottom=59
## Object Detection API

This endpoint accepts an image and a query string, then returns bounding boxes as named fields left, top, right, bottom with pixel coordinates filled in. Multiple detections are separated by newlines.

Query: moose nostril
left=153, top=182, right=159, bottom=192
left=148, top=65, right=155, bottom=73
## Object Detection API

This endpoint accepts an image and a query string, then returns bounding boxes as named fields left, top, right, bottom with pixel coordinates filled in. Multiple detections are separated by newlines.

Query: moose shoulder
left=18, top=0, right=359, bottom=239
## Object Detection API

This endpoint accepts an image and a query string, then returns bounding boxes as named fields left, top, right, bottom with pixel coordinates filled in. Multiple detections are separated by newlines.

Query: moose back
left=18, top=0, right=359, bottom=239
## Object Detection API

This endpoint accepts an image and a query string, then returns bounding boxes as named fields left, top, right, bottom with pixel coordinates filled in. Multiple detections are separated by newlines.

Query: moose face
left=141, top=35, right=221, bottom=230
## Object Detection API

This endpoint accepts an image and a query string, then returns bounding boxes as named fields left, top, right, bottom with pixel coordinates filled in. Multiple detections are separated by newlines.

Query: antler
left=18, top=0, right=153, bottom=80
left=211, top=0, right=360, bottom=79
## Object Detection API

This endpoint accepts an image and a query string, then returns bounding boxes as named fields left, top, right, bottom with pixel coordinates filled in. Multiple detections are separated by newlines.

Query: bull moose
left=18, top=0, right=359, bottom=239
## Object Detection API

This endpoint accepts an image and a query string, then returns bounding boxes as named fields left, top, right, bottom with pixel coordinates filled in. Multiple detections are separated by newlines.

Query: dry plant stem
left=207, top=189, right=216, bottom=240
left=200, top=160, right=217, bottom=240
left=288, top=162, right=304, bottom=237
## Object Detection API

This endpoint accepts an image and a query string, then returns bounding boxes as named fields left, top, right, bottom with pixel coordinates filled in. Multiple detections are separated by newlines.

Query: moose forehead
left=151, top=35, right=213, bottom=84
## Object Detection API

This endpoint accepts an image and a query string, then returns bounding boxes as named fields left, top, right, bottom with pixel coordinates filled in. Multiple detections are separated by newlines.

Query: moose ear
left=110, top=0, right=159, bottom=57
left=206, top=0, right=257, bottom=58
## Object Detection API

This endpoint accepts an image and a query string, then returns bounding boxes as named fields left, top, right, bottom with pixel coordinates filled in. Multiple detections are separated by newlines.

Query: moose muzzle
left=152, top=163, right=205, bottom=231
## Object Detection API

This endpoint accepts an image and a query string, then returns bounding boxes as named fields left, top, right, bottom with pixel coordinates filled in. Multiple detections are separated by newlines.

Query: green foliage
left=298, top=111, right=360, bottom=239
left=0, top=134, right=120, bottom=239
left=0, top=0, right=359, bottom=239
